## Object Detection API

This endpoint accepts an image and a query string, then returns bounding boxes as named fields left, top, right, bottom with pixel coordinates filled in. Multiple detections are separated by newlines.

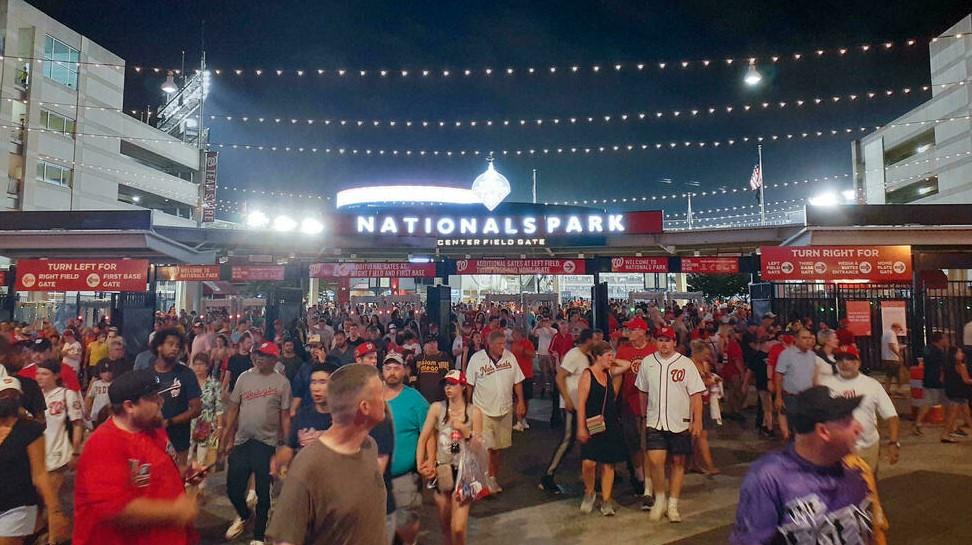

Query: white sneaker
left=487, top=475, right=503, bottom=494
left=522, top=419, right=531, bottom=429
left=580, top=493, right=596, bottom=513
left=648, top=495, right=668, bottom=521
left=512, top=421, right=526, bottom=432
left=225, top=516, right=248, bottom=540
left=250, top=541, right=265, bottom=545
left=667, top=504, right=682, bottom=523
left=246, top=488, right=258, bottom=509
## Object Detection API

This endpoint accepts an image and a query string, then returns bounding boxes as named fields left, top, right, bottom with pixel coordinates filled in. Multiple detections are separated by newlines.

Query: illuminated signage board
left=347, top=210, right=662, bottom=238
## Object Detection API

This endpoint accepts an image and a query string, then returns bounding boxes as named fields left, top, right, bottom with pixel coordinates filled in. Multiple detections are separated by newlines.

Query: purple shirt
left=731, top=444, right=873, bottom=545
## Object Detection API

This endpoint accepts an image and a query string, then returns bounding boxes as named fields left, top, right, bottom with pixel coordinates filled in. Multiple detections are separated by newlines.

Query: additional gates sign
left=681, top=257, right=740, bottom=274
left=610, top=257, right=669, bottom=273
left=158, top=265, right=221, bottom=282
left=844, top=301, right=872, bottom=336
left=231, top=266, right=286, bottom=282
left=455, top=259, right=586, bottom=275
left=15, top=259, right=148, bottom=292
left=309, top=262, right=436, bottom=278
left=760, top=246, right=911, bottom=281
left=201, top=151, right=218, bottom=223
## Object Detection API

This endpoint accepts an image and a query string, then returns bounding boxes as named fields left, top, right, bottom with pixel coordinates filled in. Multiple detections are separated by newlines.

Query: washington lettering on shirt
left=241, top=387, right=285, bottom=402
left=477, top=360, right=513, bottom=377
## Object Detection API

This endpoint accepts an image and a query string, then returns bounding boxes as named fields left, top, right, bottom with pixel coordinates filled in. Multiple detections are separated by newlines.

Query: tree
left=686, top=273, right=749, bottom=299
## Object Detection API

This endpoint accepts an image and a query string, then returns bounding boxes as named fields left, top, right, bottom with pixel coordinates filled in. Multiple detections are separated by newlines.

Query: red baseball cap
left=254, top=341, right=279, bottom=358
left=655, top=326, right=676, bottom=340
left=355, top=342, right=377, bottom=359
left=624, top=317, right=649, bottom=331
left=442, top=370, right=467, bottom=386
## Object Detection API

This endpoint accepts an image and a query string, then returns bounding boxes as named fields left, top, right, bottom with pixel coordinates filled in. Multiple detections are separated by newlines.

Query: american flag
left=749, top=164, right=762, bottom=191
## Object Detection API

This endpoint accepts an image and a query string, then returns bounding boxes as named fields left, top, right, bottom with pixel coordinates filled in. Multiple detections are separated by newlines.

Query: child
left=84, top=359, right=113, bottom=429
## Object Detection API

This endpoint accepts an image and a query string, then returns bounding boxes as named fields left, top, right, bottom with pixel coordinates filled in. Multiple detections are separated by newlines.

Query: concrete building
left=853, top=15, right=972, bottom=204
left=0, top=0, right=200, bottom=226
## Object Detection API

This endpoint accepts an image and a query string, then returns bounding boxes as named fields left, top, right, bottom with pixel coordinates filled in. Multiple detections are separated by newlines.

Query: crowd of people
left=0, top=297, right=970, bottom=545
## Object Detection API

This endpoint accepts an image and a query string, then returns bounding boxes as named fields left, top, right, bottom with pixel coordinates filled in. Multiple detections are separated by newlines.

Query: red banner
left=15, top=259, right=148, bottom=292
left=682, top=257, right=740, bottom=274
left=158, top=265, right=221, bottom=282
left=455, top=259, right=586, bottom=275
left=0, top=270, right=5, bottom=285
left=760, top=246, right=911, bottom=282
left=844, top=301, right=872, bottom=336
left=309, top=262, right=436, bottom=278
left=610, top=257, right=669, bottom=273
left=231, top=266, right=286, bottom=282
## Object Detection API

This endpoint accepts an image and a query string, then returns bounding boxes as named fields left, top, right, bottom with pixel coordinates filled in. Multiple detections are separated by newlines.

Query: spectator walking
left=149, top=328, right=201, bottom=468
left=774, top=328, right=818, bottom=440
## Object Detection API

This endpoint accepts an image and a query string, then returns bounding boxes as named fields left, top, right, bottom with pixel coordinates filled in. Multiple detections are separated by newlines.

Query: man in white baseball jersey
left=467, top=330, right=527, bottom=492
left=819, top=349, right=900, bottom=472
left=635, top=326, right=705, bottom=523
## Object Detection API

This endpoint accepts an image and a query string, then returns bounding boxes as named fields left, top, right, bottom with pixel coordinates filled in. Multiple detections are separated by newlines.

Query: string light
left=203, top=114, right=972, bottom=158
left=198, top=83, right=941, bottom=130
left=122, top=35, right=967, bottom=80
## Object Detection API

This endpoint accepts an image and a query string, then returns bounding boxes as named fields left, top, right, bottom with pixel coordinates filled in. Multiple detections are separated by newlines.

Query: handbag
left=584, top=369, right=609, bottom=435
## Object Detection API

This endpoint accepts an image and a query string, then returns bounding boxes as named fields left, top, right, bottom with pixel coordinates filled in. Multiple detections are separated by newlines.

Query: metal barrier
left=923, top=281, right=972, bottom=346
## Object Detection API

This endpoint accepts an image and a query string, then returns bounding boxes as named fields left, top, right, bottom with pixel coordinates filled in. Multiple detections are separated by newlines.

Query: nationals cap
left=624, top=317, right=649, bottom=331
left=655, top=326, right=676, bottom=340
left=0, top=374, right=21, bottom=393
left=254, top=341, right=280, bottom=358
left=442, top=369, right=467, bottom=386
left=382, top=352, right=405, bottom=366
left=355, top=342, right=377, bottom=359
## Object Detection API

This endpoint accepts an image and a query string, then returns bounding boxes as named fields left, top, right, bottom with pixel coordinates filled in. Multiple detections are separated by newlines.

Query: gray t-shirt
left=266, top=437, right=387, bottom=545
left=229, top=369, right=292, bottom=447
left=774, top=346, right=818, bottom=395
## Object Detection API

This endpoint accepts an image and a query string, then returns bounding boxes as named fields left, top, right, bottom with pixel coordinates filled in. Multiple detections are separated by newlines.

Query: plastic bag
left=454, top=437, right=491, bottom=503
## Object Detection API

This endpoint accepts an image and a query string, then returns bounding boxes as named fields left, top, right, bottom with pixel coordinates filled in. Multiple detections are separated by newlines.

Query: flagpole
left=758, top=144, right=765, bottom=225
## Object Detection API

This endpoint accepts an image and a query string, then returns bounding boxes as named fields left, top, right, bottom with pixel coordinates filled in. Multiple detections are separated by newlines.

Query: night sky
left=29, top=0, right=972, bottom=223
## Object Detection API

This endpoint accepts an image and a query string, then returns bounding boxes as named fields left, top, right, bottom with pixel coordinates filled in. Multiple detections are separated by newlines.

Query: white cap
left=0, top=375, right=22, bottom=393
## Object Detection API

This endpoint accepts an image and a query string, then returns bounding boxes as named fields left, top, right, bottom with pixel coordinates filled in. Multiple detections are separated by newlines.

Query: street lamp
left=161, top=71, right=178, bottom=94
left=743, top=62, right=762, bottom=86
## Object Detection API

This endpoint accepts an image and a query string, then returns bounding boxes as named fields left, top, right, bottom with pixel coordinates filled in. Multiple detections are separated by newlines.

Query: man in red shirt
left=547, top=321, right=575, bottom=426
left=74, top=369, right=201, bottom=545
left=17, top=338, right=81, bottom=392
left=510, top=328, right=536, bottom=431
left=616, top=317, right=657, bottom=507
left=721, top=330, right=747, bottom=421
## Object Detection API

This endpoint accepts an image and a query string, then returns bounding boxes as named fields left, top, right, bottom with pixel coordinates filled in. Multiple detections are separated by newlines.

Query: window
left=39, top=110, right=76, bottom=135
left=35, top=161, right=72, bottom=187
left=42, top=35, right=80, bottom=89
left=886, top=176, right=938, bottom=204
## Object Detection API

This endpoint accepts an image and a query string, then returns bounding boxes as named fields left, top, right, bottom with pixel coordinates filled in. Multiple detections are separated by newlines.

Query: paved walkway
left=188, top=392, right=972, bottom=545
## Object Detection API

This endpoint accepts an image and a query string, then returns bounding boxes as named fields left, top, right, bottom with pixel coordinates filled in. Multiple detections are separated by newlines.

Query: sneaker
left=538, top=475, right=563, bottom=494
left=512, top=421, right=526, bottom=432
left=914, top=425, right=924, bottom=436
left=487, top=475, right=503, bottom=494
left=250, top=541, right=265, bottom=545
left=648, top=495, right=667, bottom=521
left=580, top=493, right=596, bottom=513
left=951, top=429, right=969, bottom=437
left=522, top=419, right=531, bottom=430
left=600, top=501, right=616, bottom=516
left=641, top=495, right=655, bottom=511
left=666, top=503, right=682, bottom=523
left=246, top=488, right=258, bottom=509
left=225, top=516, right=248, bottom=541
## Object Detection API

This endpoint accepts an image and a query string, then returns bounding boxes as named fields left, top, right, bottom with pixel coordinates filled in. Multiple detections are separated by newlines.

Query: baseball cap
left=442, top=369, right=467, bottom=386
left=355, top=342, right=377, bottom=359
left=655, top=326, right=676, bottom=340
left=306, top=334, right=322, bottom=346
left=383, top=352, right=405, bottom=366
left=624, top=317, right=649, bottom=331
left=63, top=329, right=75, bottom=337
left=108, top=369, right=179, bottom=404
left=30, top=339, right=51, bottom=352
left=424, top=334, right=439, bottom=345
left=789, top=386, right=862, bottom=434
left=254, top=341, right=280, bottom=358
left=0, top=374, right=22, bottom=393
left=96, top=359, right=113, bottom=374
left=762, top=312, right=777, bottom=320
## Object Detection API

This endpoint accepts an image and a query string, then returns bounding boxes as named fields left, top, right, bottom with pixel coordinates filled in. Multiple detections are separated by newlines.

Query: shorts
left=882, top=359, right=901, bottom=375
left=521, top=378, right=534, bottom=401
left=857, top=443, right=880, bottom=472
left=945, top=394, right=968, bottom=405
left=390, top=472, right=422, bottom=510
left=645, top=429, right=693, bottom=456
left=782, top=393, right=799, bottom=415
left=915, top=387, right=944, bottom=407
left=621, top=411, right=647, bottom=452
left=482, top=411, right=513, bottom=450
left=0, top=505, right=38, bottom=537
